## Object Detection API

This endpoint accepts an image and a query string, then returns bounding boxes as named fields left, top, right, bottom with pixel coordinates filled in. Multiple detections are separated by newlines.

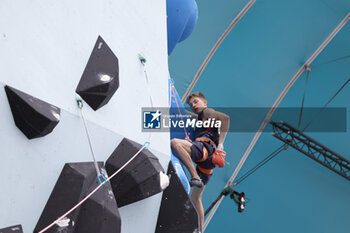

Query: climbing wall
left=0, top=0, right=171, bottom=232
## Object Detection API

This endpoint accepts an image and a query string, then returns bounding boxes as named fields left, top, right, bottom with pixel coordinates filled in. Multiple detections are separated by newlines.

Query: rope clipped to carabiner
left=97, top=173, right=107, bottom=185
left=142, top=141, right=151, bottom=150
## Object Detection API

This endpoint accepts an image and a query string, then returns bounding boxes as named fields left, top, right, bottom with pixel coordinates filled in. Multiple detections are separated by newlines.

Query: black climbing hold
left=0, top=224, right=23, bottom=233
left=34, top=162, right=121, bottom=233
left=106, top=138, right=166, bottom=207
left=4, top=85, right=60, bottom=139
left=155, top=162, right=200, bottom=233
left=76, top=35, right=119, bottom=110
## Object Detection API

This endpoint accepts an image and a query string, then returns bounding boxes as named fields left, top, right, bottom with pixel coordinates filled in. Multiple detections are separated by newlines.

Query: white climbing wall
left=0, top=0, right=170, bottom=232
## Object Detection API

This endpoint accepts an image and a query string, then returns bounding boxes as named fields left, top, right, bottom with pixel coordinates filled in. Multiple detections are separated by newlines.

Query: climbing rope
left=139, top=53, right=154, bottom=108
left=76, top=95, right=106, bottom=184
left=38, top=141, right=150, bottom=233
left=138, top=53, right=157, bottom=144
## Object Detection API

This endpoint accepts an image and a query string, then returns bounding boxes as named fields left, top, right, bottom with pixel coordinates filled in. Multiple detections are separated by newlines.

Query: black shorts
left=191, top=141, right=216, bottom=185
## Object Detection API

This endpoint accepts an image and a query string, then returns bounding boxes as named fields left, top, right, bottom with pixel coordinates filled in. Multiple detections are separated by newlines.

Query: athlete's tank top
left=193, top=108, right=219, bottom=146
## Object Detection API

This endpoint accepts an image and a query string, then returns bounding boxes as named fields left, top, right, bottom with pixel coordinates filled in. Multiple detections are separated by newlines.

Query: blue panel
left=166, top=0, right=198, bottom=55
left=169, top=79, right=194, bottom=193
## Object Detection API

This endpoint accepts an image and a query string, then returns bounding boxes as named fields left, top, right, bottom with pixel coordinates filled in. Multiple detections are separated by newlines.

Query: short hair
left=186, top=92, right=206, bottom=104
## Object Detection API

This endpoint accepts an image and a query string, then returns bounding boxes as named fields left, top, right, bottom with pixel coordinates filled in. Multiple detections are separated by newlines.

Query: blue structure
left=166, top=0, right=198, bottom=55
left=169, top=79, right=195, bottom=193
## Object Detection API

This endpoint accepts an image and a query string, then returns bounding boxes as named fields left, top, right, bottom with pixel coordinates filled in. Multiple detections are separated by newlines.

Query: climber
left=171, top=92, right=230, bottom=232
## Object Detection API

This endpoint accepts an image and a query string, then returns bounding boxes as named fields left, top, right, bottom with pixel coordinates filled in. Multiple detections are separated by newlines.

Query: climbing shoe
left=189, top=177, right=204, bottom=188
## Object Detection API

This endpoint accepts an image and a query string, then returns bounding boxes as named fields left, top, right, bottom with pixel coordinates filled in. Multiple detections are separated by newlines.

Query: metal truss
left=270, top=121, right=350, bottom=181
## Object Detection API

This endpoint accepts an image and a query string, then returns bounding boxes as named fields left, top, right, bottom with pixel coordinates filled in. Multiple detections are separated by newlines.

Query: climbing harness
left=196, top=145, right=209, bottom=162
left=197, top=165, right=213, bottom=175
left=195, top=137, right=216, bottom=148
left=195, top=137, right=227, bottom=168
